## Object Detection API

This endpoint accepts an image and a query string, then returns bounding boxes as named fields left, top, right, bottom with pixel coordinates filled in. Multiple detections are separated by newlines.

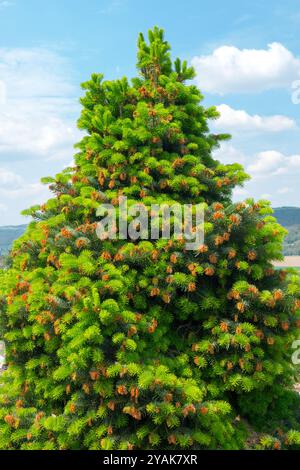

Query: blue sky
left=1, top=0, right=300, bottom=224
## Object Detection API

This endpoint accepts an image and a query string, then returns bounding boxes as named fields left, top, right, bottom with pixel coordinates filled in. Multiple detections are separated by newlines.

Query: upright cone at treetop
left=0, top=27, right=300, bottom=450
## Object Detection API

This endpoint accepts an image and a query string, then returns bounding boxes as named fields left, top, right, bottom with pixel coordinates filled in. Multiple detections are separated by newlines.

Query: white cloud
left=272, top=154, right=300, bottom=176
left=0, top=48, right=82, bottom=224
left=247, top=151, right=285, bottom=177
left=0, top=1, right=13, bottom=8
left=0, top=47, right=81, bottom=160
left=0, top=167, right=22, bottom=186
left=0, top=181, right=51, bottom=225
left=214, top=104, right=296, bottom=133
left=192, top=42, right=300, bottom=94
left=278, top=187, right=294, bottom=194
left=214, top=144, right=300, bottom=179
left=247, top=150, right=300, bottom=179
left=0, top=167, right=50, bottom=223
left=0, top=113, right=78, bottom=158
left=0, top=168, right=49, bottom=204
left=213, top=144, right=300, bottom=206
left=0, top=182, right=50, bottom=201
left=0, top=48, right=74, bottom=98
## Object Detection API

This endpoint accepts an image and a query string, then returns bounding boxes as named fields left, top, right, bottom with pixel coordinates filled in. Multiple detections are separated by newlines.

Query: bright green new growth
left=0, top=27, right=300, bottom=450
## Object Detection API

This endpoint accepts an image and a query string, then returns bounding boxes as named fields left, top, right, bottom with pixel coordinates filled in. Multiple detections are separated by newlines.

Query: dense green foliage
left=0, top=28, right=300, bottom=450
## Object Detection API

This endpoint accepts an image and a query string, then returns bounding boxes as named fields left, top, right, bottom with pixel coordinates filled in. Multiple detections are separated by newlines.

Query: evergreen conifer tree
left=0, top=27, right=300, bottom=450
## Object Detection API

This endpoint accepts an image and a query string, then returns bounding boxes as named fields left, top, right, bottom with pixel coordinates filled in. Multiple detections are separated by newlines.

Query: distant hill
left=273, top=207, right=300, bottom=256
left=273, top=207, right=300, bottom=227
left=0, top=225, right=27, bottom=256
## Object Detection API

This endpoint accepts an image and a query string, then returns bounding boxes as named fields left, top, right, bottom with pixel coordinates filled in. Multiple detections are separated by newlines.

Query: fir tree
left=0, top=27, right=300, bottom=450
